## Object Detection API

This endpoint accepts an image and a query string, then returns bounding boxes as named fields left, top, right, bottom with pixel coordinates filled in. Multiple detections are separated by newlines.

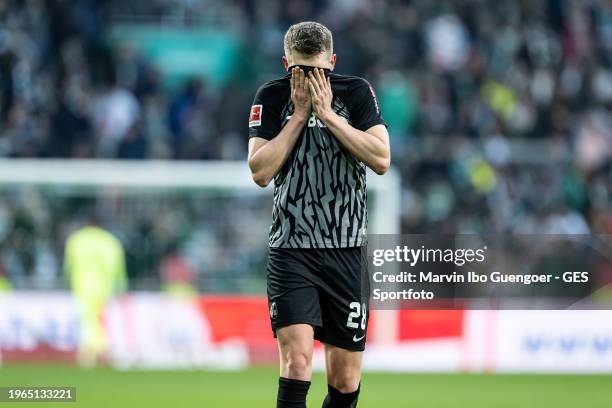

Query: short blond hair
left=284, top=21, right=333, bottom=58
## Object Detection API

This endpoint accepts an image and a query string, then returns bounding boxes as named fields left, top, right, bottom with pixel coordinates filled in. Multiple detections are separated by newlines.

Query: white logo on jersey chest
left=285, top=113, right=348, bottom=128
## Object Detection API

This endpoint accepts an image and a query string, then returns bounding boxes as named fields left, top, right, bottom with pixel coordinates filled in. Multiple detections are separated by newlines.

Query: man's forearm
left=248, top=113, right=308, bottom=186
left=319, top=111, right=390, bottom=174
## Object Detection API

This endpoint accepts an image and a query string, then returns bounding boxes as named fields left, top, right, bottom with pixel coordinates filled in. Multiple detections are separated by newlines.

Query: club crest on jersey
left=249, top=104, right=262, bottom=127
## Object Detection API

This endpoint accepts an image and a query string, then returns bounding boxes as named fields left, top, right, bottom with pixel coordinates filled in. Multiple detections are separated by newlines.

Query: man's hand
left=247, top=68, right=311, bottom=187
left=290, top=67, right=311, bottom=119
left=307, top=69, right=391, bottom=175
left=308, top=68, right=334, bottom=121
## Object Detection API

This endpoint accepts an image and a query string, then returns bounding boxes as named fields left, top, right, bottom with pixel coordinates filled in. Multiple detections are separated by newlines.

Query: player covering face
left=247, top=21, right=390, bottom=408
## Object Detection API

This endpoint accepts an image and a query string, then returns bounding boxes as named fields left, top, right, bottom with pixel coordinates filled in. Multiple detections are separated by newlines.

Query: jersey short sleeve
left=346, top=78, right=386, bottom=132
left=248, top=83, right=284, bottom=140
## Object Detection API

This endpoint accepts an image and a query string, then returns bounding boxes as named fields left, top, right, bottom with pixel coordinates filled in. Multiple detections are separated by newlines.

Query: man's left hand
left=308, top=68, right=335, bottom=122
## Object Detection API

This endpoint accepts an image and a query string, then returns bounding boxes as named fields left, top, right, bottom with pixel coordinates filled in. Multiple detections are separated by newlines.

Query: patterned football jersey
left=249, top=66, right=386, bottom=248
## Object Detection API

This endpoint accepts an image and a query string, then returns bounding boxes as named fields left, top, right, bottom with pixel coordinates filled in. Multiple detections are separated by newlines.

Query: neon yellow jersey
left=0, top=276, right=11, bottom=292
left=64, top=226, right=127, bottom=299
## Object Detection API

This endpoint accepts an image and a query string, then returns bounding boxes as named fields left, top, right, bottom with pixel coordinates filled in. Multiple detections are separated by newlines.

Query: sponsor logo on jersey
left=285, top=113, right=348, bottom=128
left=249, top=104, right=262, bottom=127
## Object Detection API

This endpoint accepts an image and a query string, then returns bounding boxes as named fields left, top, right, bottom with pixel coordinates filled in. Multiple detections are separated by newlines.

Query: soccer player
left=247, top=21, right=390, bottom=408
left=64, top=214, right=127, bottom=367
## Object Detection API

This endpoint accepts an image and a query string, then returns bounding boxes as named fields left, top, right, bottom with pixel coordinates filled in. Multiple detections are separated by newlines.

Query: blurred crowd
left=0, top=190, right=271, bottom=290
left=0, top=0, right=611, bottom=289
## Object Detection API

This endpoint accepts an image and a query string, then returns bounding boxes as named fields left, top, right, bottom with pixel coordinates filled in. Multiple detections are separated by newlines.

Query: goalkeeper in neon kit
left=64, top=216, right=126, bottom=366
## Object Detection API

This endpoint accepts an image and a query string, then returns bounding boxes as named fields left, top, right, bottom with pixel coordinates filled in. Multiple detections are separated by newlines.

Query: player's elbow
left=371, top=156, right=390, bottom=175
left=248, top=158, right=271, bottom=187
left=251, top=171, right=272, bottom=188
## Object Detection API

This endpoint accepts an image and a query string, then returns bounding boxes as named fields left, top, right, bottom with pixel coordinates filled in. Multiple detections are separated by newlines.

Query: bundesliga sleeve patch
left=249, top=104, right=262, bottom=127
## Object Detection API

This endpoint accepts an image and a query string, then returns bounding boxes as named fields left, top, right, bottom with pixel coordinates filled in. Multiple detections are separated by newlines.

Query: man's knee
left=283, top=348, right=312, bottom=379
left=277, top=324, right=314, bottom=380
left=328, top=371, right=360, bottom=394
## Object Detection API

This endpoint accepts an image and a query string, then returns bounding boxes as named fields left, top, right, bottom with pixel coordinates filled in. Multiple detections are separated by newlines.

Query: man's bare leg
left=276, top=324, right=314, bottom=407
left=322, top=344, right=363, bottom=407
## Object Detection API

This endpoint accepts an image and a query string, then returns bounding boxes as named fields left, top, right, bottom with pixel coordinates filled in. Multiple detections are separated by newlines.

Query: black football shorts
left=266, top=246, right=370, bottom=351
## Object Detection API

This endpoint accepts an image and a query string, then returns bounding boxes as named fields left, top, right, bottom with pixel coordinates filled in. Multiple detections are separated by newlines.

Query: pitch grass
left=0, top=364, right=611, bottom=407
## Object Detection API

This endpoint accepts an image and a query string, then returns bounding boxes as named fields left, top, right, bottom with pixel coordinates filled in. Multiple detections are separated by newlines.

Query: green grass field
left=0, top=365, right=611, bottom=407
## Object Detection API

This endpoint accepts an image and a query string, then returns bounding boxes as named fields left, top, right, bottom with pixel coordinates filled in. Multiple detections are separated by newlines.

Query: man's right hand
left=247, top=67, right=311, bottom=188
left=290, top=67, right=311, bottom=120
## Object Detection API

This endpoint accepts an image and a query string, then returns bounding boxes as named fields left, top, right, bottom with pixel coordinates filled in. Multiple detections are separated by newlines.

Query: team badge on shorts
left=270, top=302, right=278, bottom=319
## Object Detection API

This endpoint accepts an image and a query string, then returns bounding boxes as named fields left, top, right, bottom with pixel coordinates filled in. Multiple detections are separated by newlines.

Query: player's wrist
left=317, top=109, right=337, bottom=124
left=292, top=109, right=310, bottom=122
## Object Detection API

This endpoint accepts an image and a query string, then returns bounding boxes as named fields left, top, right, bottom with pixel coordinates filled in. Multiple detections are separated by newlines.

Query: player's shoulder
left=252, top=77, right=290, bottom=111
left=254, top=76, right=290, bottom=98
left=330, top=73, right=373, bottom=94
